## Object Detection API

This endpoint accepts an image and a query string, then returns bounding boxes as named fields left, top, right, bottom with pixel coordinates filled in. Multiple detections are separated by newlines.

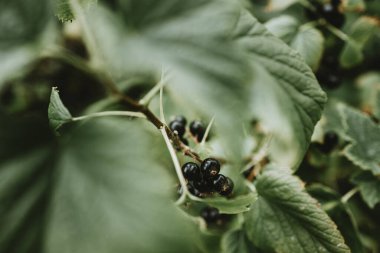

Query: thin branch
left=161, top=127, right=189, bottom=205
left=341, top=187, right=359, bottom=203
left=200, top=116, right=215, bottom=145
left=72, top=111, right=146, bottom=122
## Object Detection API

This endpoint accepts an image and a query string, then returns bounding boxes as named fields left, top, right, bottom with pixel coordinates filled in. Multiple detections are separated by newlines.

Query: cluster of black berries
left=179, top=158, right=234, bottom=197
left=315, top=131, right=339, bottom=154
left=306, top=0, right=345, bottom=28
left=200, top=207, right=231, bottom=226
left=169, top=115, right=206, bottom=144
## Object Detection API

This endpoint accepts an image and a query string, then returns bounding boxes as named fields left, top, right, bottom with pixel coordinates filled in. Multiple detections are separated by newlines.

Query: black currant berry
left=193, top=179, right=213, bottom=193
left=212, top=174, right=227, bottom=192
left=317, top=71, right=342, bottom=89
left=322, top=5, right=345, bottom=28
left=190, top=120, right=205, bottom=142
left=319, top=131, right=339, bottom=153
left=201, top=158, right=220, bottom=179
left=201, top=207, right=220, bottom=223
left=180, top=137, right=189, bottom=146
left=169, top=120, right=186, bottom=137
left=182, top=162, right=201, bottom=181
left=187, top=183, right=202, bottom=197
left=173, top=115, right=187, bottom=126
left=219, top=177, right=234, bottom=196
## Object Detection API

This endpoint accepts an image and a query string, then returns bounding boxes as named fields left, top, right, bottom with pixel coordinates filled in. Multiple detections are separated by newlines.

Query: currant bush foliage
left=1, top=0, right=380, bottom=252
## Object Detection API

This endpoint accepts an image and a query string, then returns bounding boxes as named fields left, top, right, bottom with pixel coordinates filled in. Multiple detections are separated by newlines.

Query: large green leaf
left=244, top=167, right=350, bottom=253
left=0, top=115, right=199, bottom=253
left=307, top=184, right=366, bottom=253
left=339, top=104, right=380, bottom=175
left=221, top=229, right=259, bottom=253
left=351, top=171, right=380, bottom=209
left=266, top=15, right=325, bottom=71
left=0, top=0, right=54, bottom=87
left=69, top=0, right=252, bottom=161
left=233, top=10, right=327, bottom=169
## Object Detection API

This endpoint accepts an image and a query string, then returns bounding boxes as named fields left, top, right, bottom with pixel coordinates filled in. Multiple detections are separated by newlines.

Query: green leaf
left=199, top=193, right=257, bottom=214
left=339, top=17, right=379, bottom=68
left=266, top=16, right=325, bottom=71
left=70, top=0, right=252, bottom=161
left=357, top=72, right=380, bottom=119
left=0, top=116, right=199, bottom=253
left=54, top=0, right=74, bottom=22
left=266, top=0, right=298, bottom=11
left=48, top=87, right=73, bottom=130
left=221, top=229, right=258, bottom=253
left=307, top=184, right=366, bottom=253
left=0, top=0, right=54, bottom=87
left=351, top=171, right=380, bottom=209
left=339, top=104, right=380, bottom=175
left=244, top=167, right=350, bottom=253
left=233, top=10, right=327, bottom=169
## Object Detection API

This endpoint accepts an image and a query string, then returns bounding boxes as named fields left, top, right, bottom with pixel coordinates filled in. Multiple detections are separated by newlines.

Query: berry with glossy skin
left=190, top=120, right=205, bottom=142
left=182, top=162, right=201, bottom=181
left=187, top=183, right=202, bottom=197
left=212, top=174, right=227, bottom=192
left=173, top=115, right=187, bottom=126
left=321, top=4, right=345, bottom=28
left=219, top=177, right=234, bottom=196
left=201, top=207, right=220, bottom=223
left=201, top=158, right=220, bottom=179
left=169, top=120, right=186, bottom=137
left=317, top=71, right=342, bottom=89
left=193, top=179, right=213, bottom=193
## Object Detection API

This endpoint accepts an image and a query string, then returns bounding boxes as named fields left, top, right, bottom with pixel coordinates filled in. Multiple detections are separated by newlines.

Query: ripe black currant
left=201, top=158, right=220, bottom=179
left=173, top=115, right=187, bottom=126
left=212, top=174, right=227, bottom=192
left=169, top=120, right=186, bottom=137
left=318, top=131, right=339, bottom=153
left=317, top=71, right=342, bottom=89
left=190, top=120, right=205, bottom=142
left=201, top=207, right=220, bottom=223
left=187, top=183, right=202, bottom=197
left=219, top=177, right=234, bottom=196
left=193, top=179, right=213, bottom=193
left=182, top=162, right=201, bottom=181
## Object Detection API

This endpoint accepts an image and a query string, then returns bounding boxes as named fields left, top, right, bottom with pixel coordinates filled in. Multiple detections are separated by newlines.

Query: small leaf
left=199, top=193, right=257, bottom=214
left=351, top=171, right=380, bottom=209
left=266, top=0, right=298, bottom=12
left=48, top=87, right=72, bottom=130
left=233, top=10, right=326, bottom=169
left=55, top=0, right=74, bottom=22
left=244, top=166, right=350, bottom=253
left=340, top=17, right=379, bottom=68
left=339, top=104, right=380, bottom=175
left=357, top=72, right=380, bottom=119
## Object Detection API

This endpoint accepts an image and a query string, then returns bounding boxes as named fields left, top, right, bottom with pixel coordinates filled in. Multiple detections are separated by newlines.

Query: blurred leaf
left=70, top=0, right=252, bottom=161
left=54, top=0, right=74, bottom=22
left=357, top=72, right=380, bottom=119
left=0, top=0, right=54, bottom=87
left=266, top=16, right=325, bottom=71
left=48, top=87, right=72, bottom=130
left=221, top=229, right=259, bottom=253
left=339, top=104, right=380, bottom=175
left=0, top=116, right=199, bottom=253
left=233, top=10, right=326, bottom=169
left=266, top=0, right=297, bottom=12
left=340, top=16, right=379, bottom=68
left=307, top=184, right=366, bottom=253
left=344, top=0, right=366, bottom=12
left=351, top=171, right=380, bottom=209
left=199, top=193, right=257, bottom=214
left=244, top=166, right=350, bottom=253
